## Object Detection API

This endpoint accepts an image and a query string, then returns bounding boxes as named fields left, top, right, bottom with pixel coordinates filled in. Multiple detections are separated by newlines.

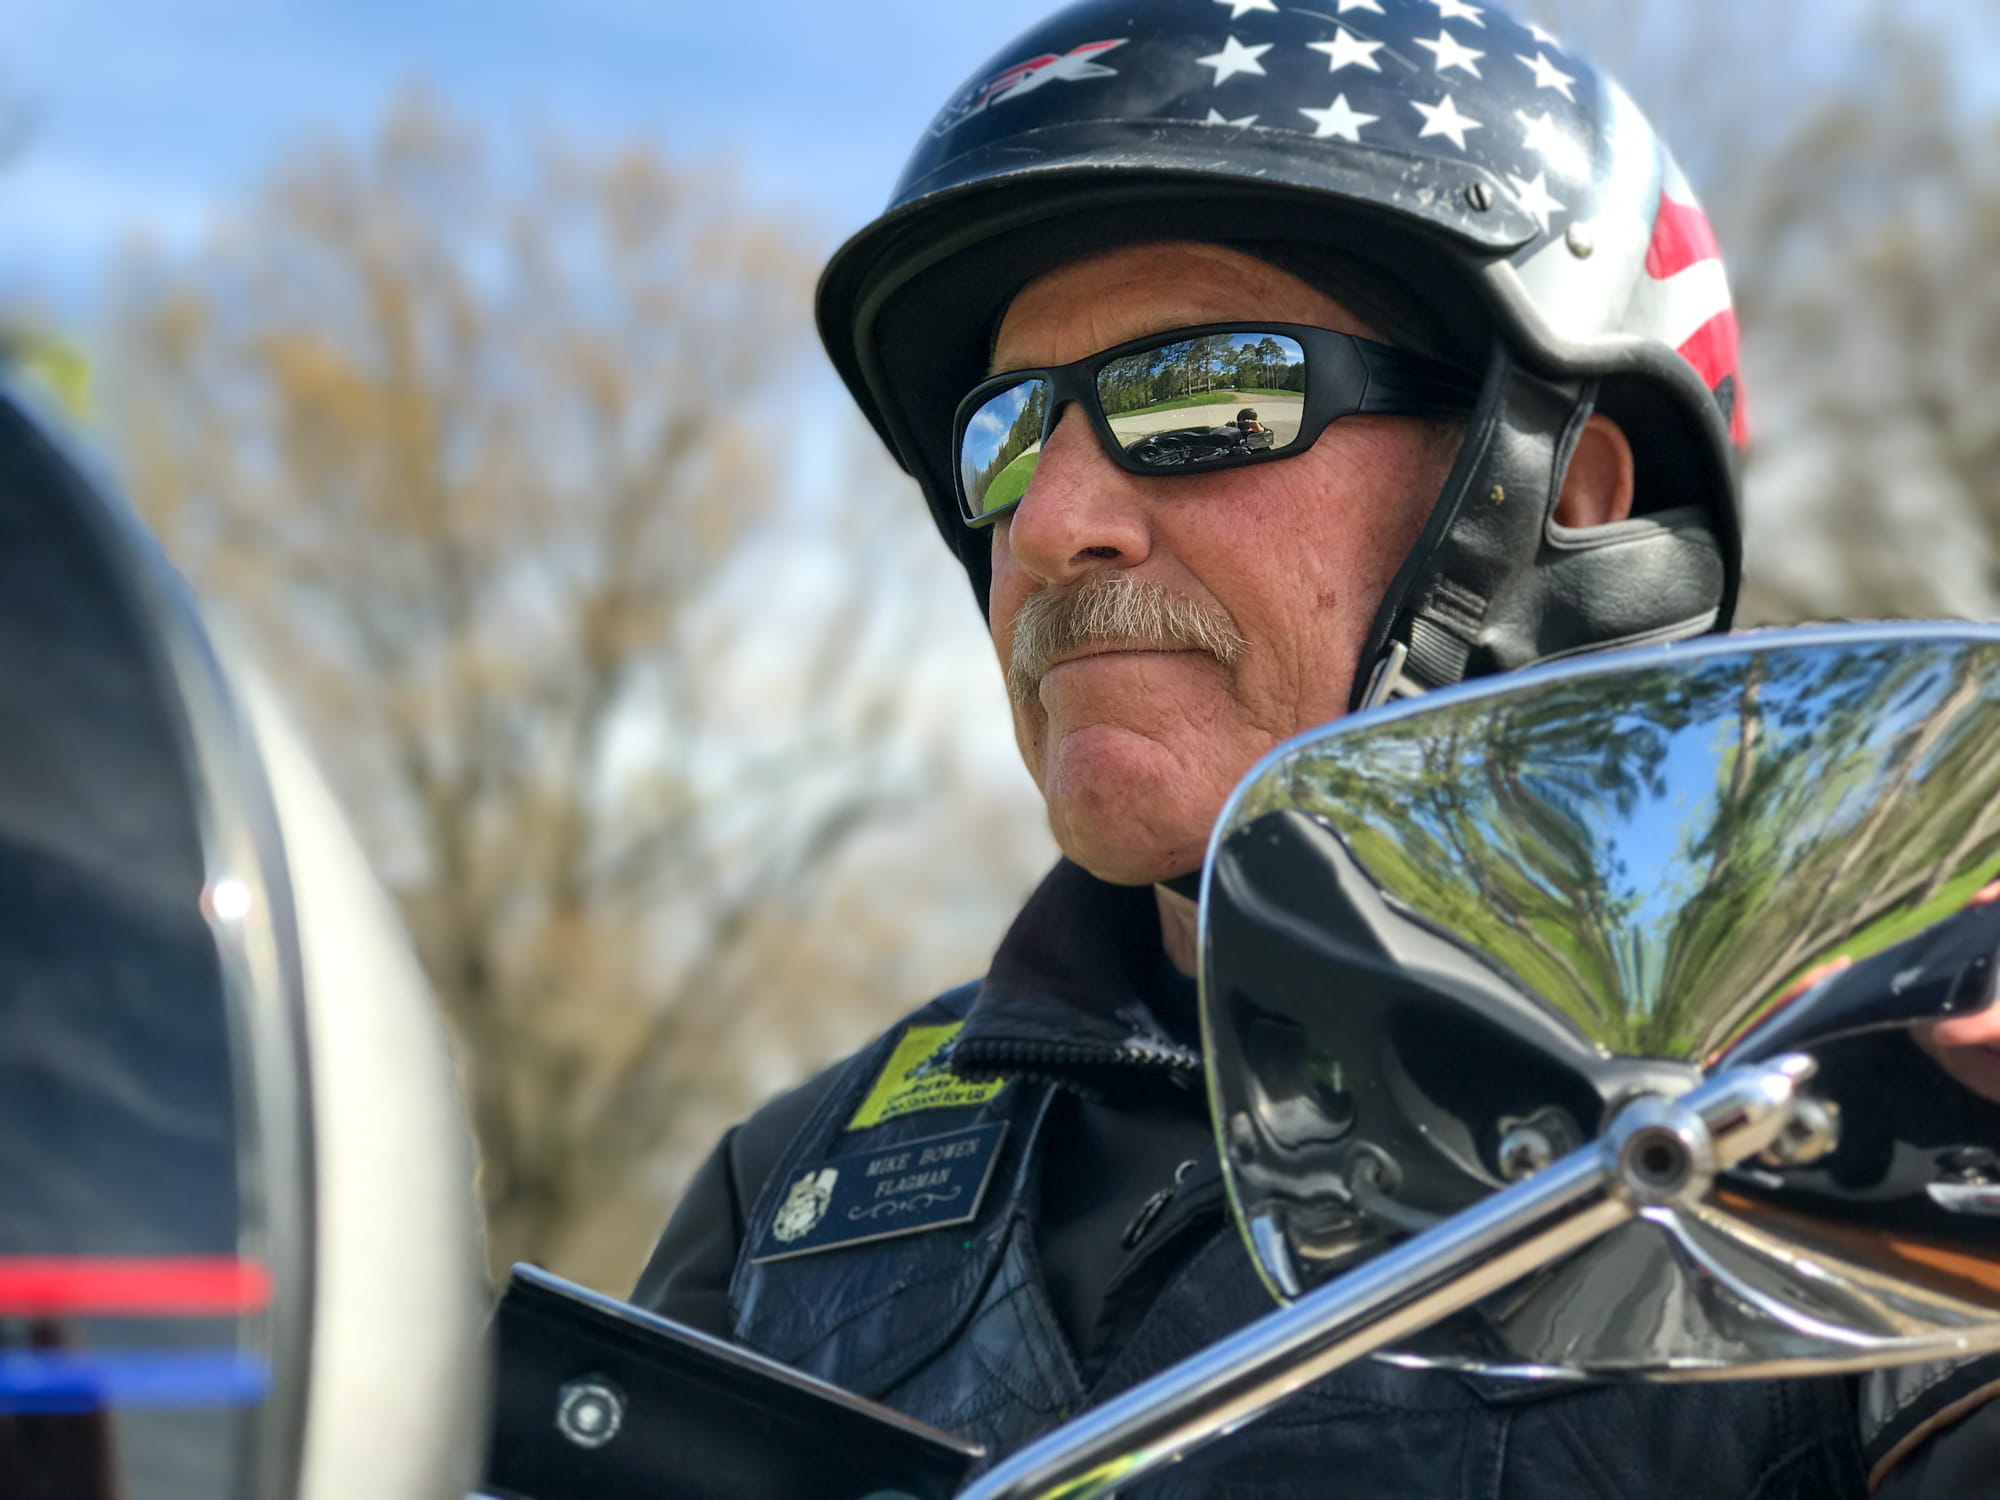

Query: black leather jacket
left=636, top=861, right=1995, bottom=1497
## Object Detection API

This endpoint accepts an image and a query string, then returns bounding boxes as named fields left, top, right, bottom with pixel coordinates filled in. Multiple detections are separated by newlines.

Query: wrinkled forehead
left=988, top=241, right=1374, bottom=375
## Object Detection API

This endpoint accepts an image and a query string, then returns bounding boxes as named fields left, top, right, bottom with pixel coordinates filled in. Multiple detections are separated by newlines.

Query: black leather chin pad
left=1503, top=513, right=1725, bottom=666
left=1353, top=346, right=1726, bottom=704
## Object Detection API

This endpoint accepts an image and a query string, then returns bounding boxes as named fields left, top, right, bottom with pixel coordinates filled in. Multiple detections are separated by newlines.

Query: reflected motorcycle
left=1123, top=423, right=1275, bottom=466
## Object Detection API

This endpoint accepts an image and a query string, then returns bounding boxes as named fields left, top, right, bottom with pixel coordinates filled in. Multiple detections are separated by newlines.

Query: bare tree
left=1728, top=32, right=2000, bottom=623
left=107, top=92, right=1051, bottom=1287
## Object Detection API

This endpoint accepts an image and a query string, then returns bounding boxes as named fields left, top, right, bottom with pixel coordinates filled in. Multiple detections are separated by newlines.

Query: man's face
left=988, top=241, right=1456, bottom=886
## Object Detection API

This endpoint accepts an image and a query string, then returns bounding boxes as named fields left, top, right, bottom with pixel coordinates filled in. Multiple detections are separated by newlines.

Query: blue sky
left=4, top=0, right=1063, bottom=314
left=10, top=0, right=1992, bottom=320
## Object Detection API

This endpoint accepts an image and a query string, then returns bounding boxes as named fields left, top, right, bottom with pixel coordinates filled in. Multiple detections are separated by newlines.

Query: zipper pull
left=1120, top=1159, right=1197, bottom=1250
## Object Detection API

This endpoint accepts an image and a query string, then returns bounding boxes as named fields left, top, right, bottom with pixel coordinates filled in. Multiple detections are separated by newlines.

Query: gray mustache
left=1007, top=572, right=1248, bottom=705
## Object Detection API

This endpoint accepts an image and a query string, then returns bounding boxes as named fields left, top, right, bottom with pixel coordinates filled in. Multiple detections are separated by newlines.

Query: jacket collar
left=949, top=859, right=1203, bottom=1095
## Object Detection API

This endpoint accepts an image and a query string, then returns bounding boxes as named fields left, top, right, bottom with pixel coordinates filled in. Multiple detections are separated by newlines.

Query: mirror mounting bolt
left=1758, top=1095, right=1841, bottom=1168
left=1497, top=1124, right=1557, bottom=1181
left=1604, top=1096, right=1716, bottom=1207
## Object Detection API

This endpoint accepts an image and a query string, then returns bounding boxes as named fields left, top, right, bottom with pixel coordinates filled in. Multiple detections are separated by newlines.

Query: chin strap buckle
left=1358, top=640, right=1428, bottom=713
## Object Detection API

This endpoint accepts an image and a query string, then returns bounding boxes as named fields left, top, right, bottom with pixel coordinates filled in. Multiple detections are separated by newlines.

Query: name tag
left=751, top=1123, right=1008, bottom=1263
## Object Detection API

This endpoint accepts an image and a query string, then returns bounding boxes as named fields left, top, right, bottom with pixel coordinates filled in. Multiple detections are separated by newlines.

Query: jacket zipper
left=948, top=1033, right=1202, bottom=1085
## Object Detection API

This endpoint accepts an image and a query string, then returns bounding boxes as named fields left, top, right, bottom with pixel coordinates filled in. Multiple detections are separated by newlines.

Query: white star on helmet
left=1516, top=107, right=1590, bottom=179
left=1299, top=93, right=1379, bottom=141
left=1505, top=170, right=1566, bottom=232
left=1427, top=0, right=1485, bottom=28
left=1309, top=28, right=1385, bottom=74
left=1415, top=29, right=1484, bottom=78
left=1196, top=35, right=1275, bottom=85
left=1517, top=50, right=1577, bottom=100
left=1412, top=92, right=1483, bottom=151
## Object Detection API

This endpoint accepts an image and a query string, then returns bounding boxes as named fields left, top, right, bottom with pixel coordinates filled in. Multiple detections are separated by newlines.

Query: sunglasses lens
left=959, top=377, right=1050, bottom=520
left=1099, top=333, right=1307, bottom=470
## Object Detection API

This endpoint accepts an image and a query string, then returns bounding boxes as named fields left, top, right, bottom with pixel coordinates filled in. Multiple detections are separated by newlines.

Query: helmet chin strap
left=1352, top=342, right=1727, bottom=712
left=1352, top=341, right=1577, bottom=711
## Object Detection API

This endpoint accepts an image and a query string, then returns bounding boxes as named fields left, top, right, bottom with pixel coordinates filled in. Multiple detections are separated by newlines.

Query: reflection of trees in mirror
left=1698, top=652, right=2000, bottom=1044
left=1097, top=336, right=1302, bottom=418
left=1260, top=665, right=1739, bottom=1048
left=1266, top=714, right=1633, bottom=1045
left=969, top=383, right=1048, bottom=508
left=1252, top=642, right=2000, bottom=1060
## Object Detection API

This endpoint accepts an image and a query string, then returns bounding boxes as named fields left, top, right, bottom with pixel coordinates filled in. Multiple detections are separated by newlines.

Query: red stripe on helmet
left=1677, top=309, right=1747, bottom=445
left=1644, top=191, right=1722, bottom=282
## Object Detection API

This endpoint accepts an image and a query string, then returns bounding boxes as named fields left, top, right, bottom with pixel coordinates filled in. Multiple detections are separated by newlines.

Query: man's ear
left=1554, top=413, right=1635, bottom=529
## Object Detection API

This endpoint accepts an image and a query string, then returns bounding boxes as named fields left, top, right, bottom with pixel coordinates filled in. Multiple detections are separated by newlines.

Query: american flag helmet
left=818, top=0, right=1743, bottom=701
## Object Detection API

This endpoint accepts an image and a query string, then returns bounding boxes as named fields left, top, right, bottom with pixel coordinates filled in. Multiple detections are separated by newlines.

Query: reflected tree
left=1264, top=641, right=2000, bottom=1058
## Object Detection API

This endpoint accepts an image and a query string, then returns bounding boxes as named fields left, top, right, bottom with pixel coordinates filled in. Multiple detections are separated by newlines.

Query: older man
left=636, top=0, right=1990, bottom=1492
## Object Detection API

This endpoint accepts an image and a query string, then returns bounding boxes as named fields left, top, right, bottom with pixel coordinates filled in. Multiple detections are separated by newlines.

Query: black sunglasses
left=953, top=322, right=1479, bottom=528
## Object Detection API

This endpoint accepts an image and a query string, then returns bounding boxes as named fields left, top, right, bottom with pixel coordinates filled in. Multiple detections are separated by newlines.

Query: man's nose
left=1002, top=404, right=1154, bottom=586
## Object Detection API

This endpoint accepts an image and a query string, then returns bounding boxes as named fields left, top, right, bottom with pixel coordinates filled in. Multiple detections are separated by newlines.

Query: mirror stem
left=955, top=1057, right=1814, bottom=1500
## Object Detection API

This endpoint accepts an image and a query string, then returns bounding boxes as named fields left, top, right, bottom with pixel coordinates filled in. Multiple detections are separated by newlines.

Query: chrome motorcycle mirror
left=1208, top=622, right=2000, bottom=1375
left=959, top=624, right=2000, bottom=1500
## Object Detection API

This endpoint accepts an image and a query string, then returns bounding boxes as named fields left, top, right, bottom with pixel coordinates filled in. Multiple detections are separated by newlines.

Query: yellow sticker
left=846, top=1022, right=1005, bottom=1131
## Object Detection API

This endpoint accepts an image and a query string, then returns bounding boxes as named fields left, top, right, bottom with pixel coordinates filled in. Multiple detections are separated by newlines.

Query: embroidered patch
left=751, top=1123, right=1008, bottom=1264
left=845, top=1022, right=1005, bottom=1131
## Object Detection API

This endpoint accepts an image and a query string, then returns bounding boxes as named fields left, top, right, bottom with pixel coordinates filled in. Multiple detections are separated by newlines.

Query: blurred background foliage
left=93, top=95, right=1058, bottom=1290
left=4, top=0, right=1998, bottom=1291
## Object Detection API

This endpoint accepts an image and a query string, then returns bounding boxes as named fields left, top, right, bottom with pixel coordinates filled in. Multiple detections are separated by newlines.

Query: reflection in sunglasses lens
left=960, top=378, right=1050, bottom=517
left=1099, top=332, right=1307, bottom=469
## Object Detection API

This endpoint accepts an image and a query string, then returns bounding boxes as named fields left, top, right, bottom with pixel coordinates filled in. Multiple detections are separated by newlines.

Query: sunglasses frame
left=951, top=321, right=1481, bottom=528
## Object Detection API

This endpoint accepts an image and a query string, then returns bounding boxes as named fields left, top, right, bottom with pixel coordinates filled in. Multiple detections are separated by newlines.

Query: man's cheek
left=988, top=607, right=1018, bottom=675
